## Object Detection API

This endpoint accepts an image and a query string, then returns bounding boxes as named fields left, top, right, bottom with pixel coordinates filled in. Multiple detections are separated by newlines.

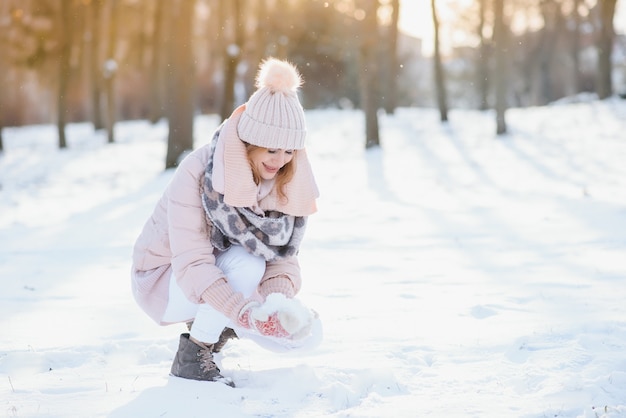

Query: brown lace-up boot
left=170, top=333, right=235, bottom=387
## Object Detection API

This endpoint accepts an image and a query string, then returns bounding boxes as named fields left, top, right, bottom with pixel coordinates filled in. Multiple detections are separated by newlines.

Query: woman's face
left=249, top=148, right=295, bottom=180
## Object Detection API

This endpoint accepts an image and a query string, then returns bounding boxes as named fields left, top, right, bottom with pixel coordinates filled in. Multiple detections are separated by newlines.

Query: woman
left=131, top=58, right=320, bottom=387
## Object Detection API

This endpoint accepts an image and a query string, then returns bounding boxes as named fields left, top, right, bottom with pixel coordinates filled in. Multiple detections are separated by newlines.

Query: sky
left=398, top=0, right=626, bottom=56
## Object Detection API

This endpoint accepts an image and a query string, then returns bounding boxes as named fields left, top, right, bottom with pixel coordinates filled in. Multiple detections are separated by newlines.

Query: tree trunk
left=431, top=0, right=448, bottom=122
left=493, top=0, right=507, bottom=135
left=477, top=0, right=489, bottom=110
left=148, top=0, right=165, bottom=123
left=57, top=0, right=72, bottom=149
left=596, top=0, right=617, bottom=99
left=383, top=0, right=399, bottom=114
left=90, top=0, right=104, bottom=130
left=104, top=0, right=118, bottom=143
left=274, top=0, right=289, bottom=59
left=165, top=0, right=196, bottom=169
left=74, top=1, right=89, bottom=121
left=0, top=56, right=5, bottom=152
left=358, top=0, right=381, bottom=149
left=251, top=0, right=269, bottom=76
left=570, top=0, right=582, bottom=94
left=537, top=0, right=564, bottom=104
left=220, top=0, right=244, bottom=122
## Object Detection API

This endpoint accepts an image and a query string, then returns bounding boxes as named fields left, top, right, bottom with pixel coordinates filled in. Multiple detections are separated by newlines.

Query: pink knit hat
left=237, top=58, right=307, bottom=150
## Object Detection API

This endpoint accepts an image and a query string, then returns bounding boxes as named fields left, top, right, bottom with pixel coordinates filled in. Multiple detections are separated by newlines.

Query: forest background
left=0, top=0, right=625, bottom=167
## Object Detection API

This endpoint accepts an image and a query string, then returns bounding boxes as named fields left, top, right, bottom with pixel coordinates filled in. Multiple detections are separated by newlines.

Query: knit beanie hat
left=237, top=58, right=306, bottom=150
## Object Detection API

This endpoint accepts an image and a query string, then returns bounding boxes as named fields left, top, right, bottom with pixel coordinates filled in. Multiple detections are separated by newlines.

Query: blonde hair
left=246, top=144, right=296, bottom=203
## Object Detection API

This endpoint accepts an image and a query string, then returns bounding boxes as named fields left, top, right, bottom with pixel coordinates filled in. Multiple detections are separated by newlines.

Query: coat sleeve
left=259, top=256, right=303, bottom=297
left=166, top=150, right=225, bottom=303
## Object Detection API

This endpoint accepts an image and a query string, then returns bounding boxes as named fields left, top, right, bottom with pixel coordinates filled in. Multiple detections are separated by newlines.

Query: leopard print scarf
left=201, top=132, right=307, bottom=261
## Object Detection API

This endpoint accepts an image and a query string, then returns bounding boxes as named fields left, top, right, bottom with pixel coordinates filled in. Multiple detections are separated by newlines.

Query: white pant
left=161, top=245, right=323, bottom=352
left=162, top=245, right=265, bottom=344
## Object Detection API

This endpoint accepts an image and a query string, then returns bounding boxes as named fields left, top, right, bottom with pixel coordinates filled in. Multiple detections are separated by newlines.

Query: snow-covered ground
left=1, top=97, right=626, bottom=417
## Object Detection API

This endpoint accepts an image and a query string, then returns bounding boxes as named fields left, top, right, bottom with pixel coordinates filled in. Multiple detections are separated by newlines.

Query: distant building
left=396, top=31, right=432, bottom=107
left=614, top=34, right=626, bottom=96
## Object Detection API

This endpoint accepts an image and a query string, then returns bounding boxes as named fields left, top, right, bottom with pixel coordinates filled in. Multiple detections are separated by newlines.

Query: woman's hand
left=238, top=301, right=291, bottom=338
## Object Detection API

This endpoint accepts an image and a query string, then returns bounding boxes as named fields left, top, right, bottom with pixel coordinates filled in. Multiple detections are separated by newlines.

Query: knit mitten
left=258, top=275, right=296, bottom=299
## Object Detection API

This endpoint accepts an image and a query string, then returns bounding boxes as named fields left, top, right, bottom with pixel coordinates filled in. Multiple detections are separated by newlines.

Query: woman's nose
left=272, top=152, right=286, bottom=166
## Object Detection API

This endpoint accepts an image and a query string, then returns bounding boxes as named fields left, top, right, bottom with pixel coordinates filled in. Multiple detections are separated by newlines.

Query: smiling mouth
left=263, top=164, right=279, bottom=173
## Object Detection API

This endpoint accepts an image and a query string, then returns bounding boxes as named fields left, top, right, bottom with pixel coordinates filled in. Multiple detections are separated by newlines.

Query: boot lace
left=197, top=345, right=218, bottom=373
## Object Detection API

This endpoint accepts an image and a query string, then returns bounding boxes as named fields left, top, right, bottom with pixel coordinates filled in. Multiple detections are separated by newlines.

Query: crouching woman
left=130, top=58, right=321, bottom=387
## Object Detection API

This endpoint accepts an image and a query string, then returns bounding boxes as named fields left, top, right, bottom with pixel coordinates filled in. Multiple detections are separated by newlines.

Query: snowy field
left=1, top=97, right=626, bottom=417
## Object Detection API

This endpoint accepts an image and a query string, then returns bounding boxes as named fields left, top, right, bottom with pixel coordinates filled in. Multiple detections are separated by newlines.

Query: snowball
left=252, top=293, right=315, bottom=336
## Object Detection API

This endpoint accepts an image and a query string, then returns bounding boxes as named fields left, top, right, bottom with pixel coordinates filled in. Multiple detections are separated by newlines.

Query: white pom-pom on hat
left=237, top=57, right=307, bottom=150
left=256, top=57, right=303, bottom=94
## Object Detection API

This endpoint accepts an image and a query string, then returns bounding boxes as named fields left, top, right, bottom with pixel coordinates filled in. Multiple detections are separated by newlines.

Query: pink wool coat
left=131, top=108, right=318, bottom=324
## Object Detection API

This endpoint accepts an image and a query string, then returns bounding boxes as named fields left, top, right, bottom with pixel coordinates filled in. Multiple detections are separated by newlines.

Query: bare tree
left=0, top=98, right=4, bottom=150
left=250, top=0, right=270, bottom=70
left=273, top=0, right=290, bottom=59
left=493, top=0, right=507, bottom=135
left=103, top=0, right=119, bottom=143
left=431, top=0, right=448, bottom=122
left=383, top=0, right=400, bottom=114
left=596, top=0, right=617, bottom=99
left=570, top=0, right=583, bottom=94
left=0, top=24, right=5, bottom=153
left=220, top=0, right=245, bottom=122
left=165, top=0, right=196, bottom=169
left=358, top=0, right=381, bottom=149
left=89, top=0, right=104, bottom=130
left=0, top=102, right=3, bottom=150
left=148, top=0, right=165, bottom=123
left=476, top=0, right=489, bottom=110
left=57, top=0, right=72, bottom=149
left=535, top=0, right=565, bottom=104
